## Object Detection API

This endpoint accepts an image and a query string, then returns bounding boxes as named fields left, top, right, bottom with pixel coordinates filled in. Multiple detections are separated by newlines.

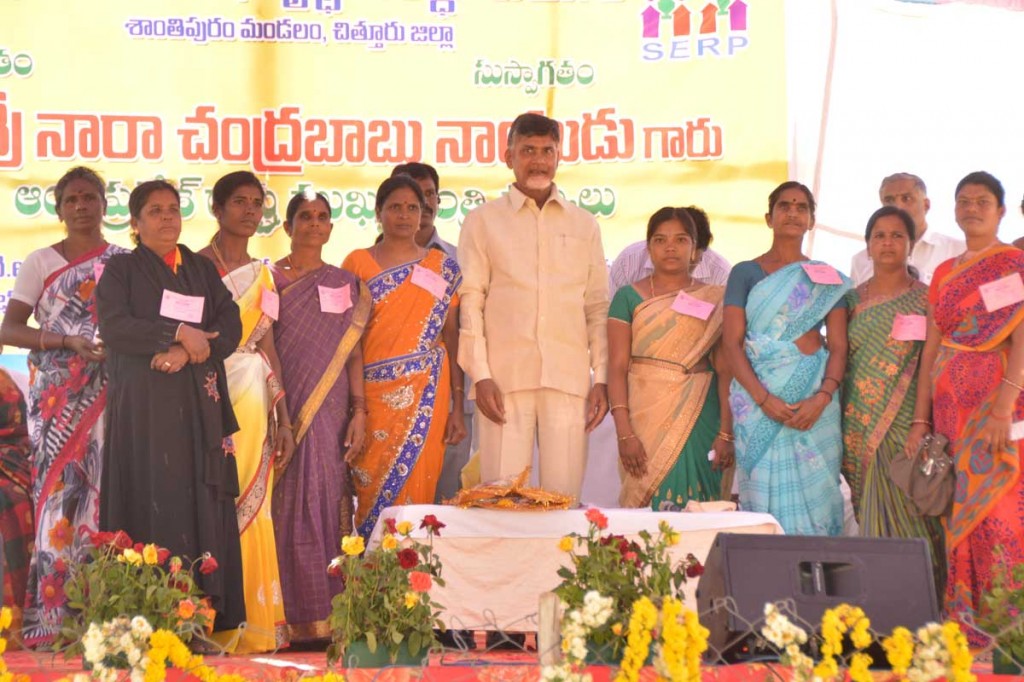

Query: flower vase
left=343, top=639, right=428, bottom=667
left=993, top=649, right=1024, bottom=676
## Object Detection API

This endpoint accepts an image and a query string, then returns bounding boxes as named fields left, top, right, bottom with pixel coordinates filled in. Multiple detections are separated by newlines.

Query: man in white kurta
left=458, top=113, right=609, bottom=500
left=850, top=173, right=964, bottom=285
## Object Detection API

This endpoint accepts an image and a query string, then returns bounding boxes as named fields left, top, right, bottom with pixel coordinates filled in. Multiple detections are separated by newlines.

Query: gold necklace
left=649, top=272, right=692, bottom=297
left=210, top=236, right=250, bottom=297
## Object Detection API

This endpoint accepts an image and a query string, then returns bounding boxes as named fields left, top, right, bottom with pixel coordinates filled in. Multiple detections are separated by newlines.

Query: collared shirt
left=458, top=184, right=609, bottom=398
left=850, top=228, right=965, bottom=286
left=607, top=240, right=732, bottom=293
left=424, top=228, right=458, bottom=261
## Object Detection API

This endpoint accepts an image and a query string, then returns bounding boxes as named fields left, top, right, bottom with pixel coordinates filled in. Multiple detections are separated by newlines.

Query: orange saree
left=341, top=248, right=461, bottom=538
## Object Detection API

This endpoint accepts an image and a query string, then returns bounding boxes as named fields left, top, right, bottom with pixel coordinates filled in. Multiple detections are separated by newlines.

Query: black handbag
left=888, top=433, right=954, bottom=516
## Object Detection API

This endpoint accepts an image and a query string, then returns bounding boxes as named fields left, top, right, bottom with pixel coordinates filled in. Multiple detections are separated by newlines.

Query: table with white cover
left=368, top=505, right=783, bottom=632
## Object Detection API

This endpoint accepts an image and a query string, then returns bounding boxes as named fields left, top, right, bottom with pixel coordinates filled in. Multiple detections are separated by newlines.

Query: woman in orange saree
left=908, top=172, right=1024, bottom=641
left=343, top=175, right=466, bottom=539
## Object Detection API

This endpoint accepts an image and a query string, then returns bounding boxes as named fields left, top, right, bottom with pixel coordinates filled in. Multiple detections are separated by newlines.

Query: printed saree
left=618, top=285, right=725, bottom=508
left=211, top=263, right=287, bottom=653
left=22, top=243, right=127, bottom=647
left=729, top=261, right=850, bottom=536
left=0, top=369, right=32, bottom=636
left=842, top=284, right=945, bottom=594
left=342, top=248, right=461, bottom=539
left=929, top=246, right=1024, bottom=631
left=271, top=265, right=370, bottom=641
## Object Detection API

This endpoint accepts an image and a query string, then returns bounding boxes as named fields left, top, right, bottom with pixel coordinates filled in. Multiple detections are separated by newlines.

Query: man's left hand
left=585, top=383, right=608, bottom=432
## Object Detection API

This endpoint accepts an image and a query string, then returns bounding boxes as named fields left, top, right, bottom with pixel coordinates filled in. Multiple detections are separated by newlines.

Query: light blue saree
left=729, top=262, right=851, bottom=536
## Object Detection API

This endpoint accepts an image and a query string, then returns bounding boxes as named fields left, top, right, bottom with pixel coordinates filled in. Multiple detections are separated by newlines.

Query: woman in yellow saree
left=609, top=207, right=735, bottom=509
left=199, top=171, right=294, bottom=653
left=343, top=174, right=466, bottom=539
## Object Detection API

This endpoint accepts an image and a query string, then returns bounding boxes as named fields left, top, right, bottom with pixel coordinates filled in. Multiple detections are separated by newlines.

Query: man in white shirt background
left=849, top=173, right=964, bottom=285
left=607, top=205, right=731, bottom=294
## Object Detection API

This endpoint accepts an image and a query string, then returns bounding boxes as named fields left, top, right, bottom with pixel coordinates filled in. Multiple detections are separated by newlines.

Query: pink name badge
left=671, top=291, right=715, bottom=320
left=801, top=263, right=843, bottom=285
left=318, top=284, right=352, bottom=314
left=891, top=314, right=927, bottom=341
left=980, top=273, right=1024, bottom=313
left=159, top=290, right=205, bottom=323
left=410, top=265, right=448, bottom=300
left=260, top=288, right=280, bottom=321
left=93, top=262, right=105, bottom=282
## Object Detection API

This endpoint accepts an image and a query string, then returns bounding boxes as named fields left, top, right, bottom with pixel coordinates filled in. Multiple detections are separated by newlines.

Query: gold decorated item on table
left=445, top=466, right=574, bottom=510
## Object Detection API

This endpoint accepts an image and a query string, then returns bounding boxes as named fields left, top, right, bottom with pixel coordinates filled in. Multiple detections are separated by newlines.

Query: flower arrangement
left=57, top=530, right=216, bottom=656
left=0, top=606, right=16, bottom=682
left=326, top=514, right=446, bottom=666
left=541, top=593, right=708, bottom=682
left=977, top=547, right=1024, bottom=672
left=761, top=601, right=975, bottom=682
left=77, top=618, right=346, bottom=682
left=553, top=509, right=702, bottom=661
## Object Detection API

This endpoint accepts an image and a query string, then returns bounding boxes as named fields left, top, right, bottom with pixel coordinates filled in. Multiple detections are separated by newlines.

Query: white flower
left=130, top=615, right=153, bottom=639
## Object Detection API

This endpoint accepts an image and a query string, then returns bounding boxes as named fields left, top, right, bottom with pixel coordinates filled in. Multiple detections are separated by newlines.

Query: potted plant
left=326, top=514, right=446, bottom=668
left=978, top=548, right=1024, bottom=675
left=552, top=508, right=704, bottom=665
left=57, top=529, right=217, bottom=661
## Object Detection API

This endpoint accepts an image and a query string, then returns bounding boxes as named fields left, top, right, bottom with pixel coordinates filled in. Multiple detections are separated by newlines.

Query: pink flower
left=585, top=508, right=608, bottom=530
left=409, top=571, right=432, bottom=593
left=39, top=384, right=67, bottom=422
left=384, top=518, right=398, bottom=534
left=169, top=557, right=183, bottom=574
left=156, top=547, right=171, bottom=565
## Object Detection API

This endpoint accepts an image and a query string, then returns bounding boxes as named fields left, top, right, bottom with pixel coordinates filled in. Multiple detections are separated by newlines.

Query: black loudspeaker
left=695, top=533, right=940, bottom=660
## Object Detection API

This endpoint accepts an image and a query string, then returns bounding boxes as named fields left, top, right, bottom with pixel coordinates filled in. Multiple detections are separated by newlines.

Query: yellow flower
left=396, top=521, right=413, bottom=535
left=381, top=534, right=398, bottom=551
left=404, top=591, right=420, bottom=609
left=0, top=607, right=11, bottom=630
left=142, top=543, right=159, bottom=565
left=121, top=548, right=143, bottom=566
left=558, top=536, right=573, bottom=552
left=341, top=535, right=365, bottom=556
left=665, top=530, right=681, bottom=547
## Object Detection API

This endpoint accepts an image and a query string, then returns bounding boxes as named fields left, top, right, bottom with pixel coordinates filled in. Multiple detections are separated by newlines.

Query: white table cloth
left=368, top=505, right=782, bottom=632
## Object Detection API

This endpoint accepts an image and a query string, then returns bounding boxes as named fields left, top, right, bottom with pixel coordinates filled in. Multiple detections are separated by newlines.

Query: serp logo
left=641, top=0, right=749, bottom=62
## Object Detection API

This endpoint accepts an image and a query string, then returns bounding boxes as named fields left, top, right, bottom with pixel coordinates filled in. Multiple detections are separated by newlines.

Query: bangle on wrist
left=39, top=330, right=46, bottom=351
left=822, top=376, right=841, bottom=389
left=61, top=335, right=68, bottom=349
left=910, top=418, right=932, bottom=427
left=755, top=392, right=769, bottom=407
left=1001, top=376, right=1024, bottom=392
left=453, top=386, right=465, bottom=394
left=815, top=389, right=831, bottom=401
left=716, top=431, right=735, bottom=443
left=617, top=433, right=637, bottom=442
left=610, top=404, right=629, bottom=413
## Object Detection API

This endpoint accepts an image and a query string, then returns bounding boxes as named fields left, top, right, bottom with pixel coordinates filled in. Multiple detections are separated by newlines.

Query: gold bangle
left=716, top=431, right=735, bottom=443
left=1001, top=377, right=1024, bottom=392
left=755, top=392, right=769, bottom=406
left=617, top=433, right=637, bottom=442
left=39, top=330, right=46, bottom=351
left=453, top=387, right=465, bottom=393
left=610, top=404, right=629, bottom=413
left=910, top=419, right=932, bottom=426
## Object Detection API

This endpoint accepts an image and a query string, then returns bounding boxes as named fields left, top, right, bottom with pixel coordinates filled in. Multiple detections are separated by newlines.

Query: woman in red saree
left=0, top=167, right=128, bottom=647
left=908, top=171, right=1024, bottom=640
left=343, top=174, right=466, bottom=539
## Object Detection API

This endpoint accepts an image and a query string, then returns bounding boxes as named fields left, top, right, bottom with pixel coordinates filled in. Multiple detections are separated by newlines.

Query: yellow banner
left=0, top=0, right=786, bottom=315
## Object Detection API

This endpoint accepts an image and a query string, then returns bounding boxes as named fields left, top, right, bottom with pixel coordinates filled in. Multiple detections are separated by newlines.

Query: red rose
left=397, top=548, right=419, bottom=570
left=685, top=554, right=704, bottom=578
left=199, top=554, right=219, bottom=575
left=157, top=547, right=171, bottom=565
left=384, top=518, right=398, bottom=534
left=112, top=531, right=133, bottom=551
left=584, top=508, right=608, bottom=530
left=169, top=557, right=183, bottom=574
left=409, top=570, right=432, bottom=593
left=327, top=558, right=343, bottom=578
left=419, top=514, right=445, bottom=535
left=134, top=542, right=145, bottom=553
left=89, top=530, right=115, bottom=548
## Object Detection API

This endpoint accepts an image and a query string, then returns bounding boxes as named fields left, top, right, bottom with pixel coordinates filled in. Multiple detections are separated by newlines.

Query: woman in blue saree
left=722, top=181, right=851, bottom=536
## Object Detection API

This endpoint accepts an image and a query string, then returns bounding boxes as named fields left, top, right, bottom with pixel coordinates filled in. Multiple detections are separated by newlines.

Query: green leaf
left=366, top=631, right=377, bottom=652
left=392, top=630, right=404, bottom=644
left=409, top=631, right=421, bottom=655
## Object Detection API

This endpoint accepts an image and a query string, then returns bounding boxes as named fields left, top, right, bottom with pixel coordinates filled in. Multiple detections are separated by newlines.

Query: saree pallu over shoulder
left=232, top=263, right=277, bottom=352
left=23, top=242, right=127, bottom=647
left=291, top=280, right=371, bottom=446
left=842, top=286, right=926, bottom=510
left=349, top=248, right=461, bottom=539
left=931, top=247, right=1024, bottom=550
left=619, top=286, right=724, bottom=507
left=731, top=262, right=851, bottom=537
